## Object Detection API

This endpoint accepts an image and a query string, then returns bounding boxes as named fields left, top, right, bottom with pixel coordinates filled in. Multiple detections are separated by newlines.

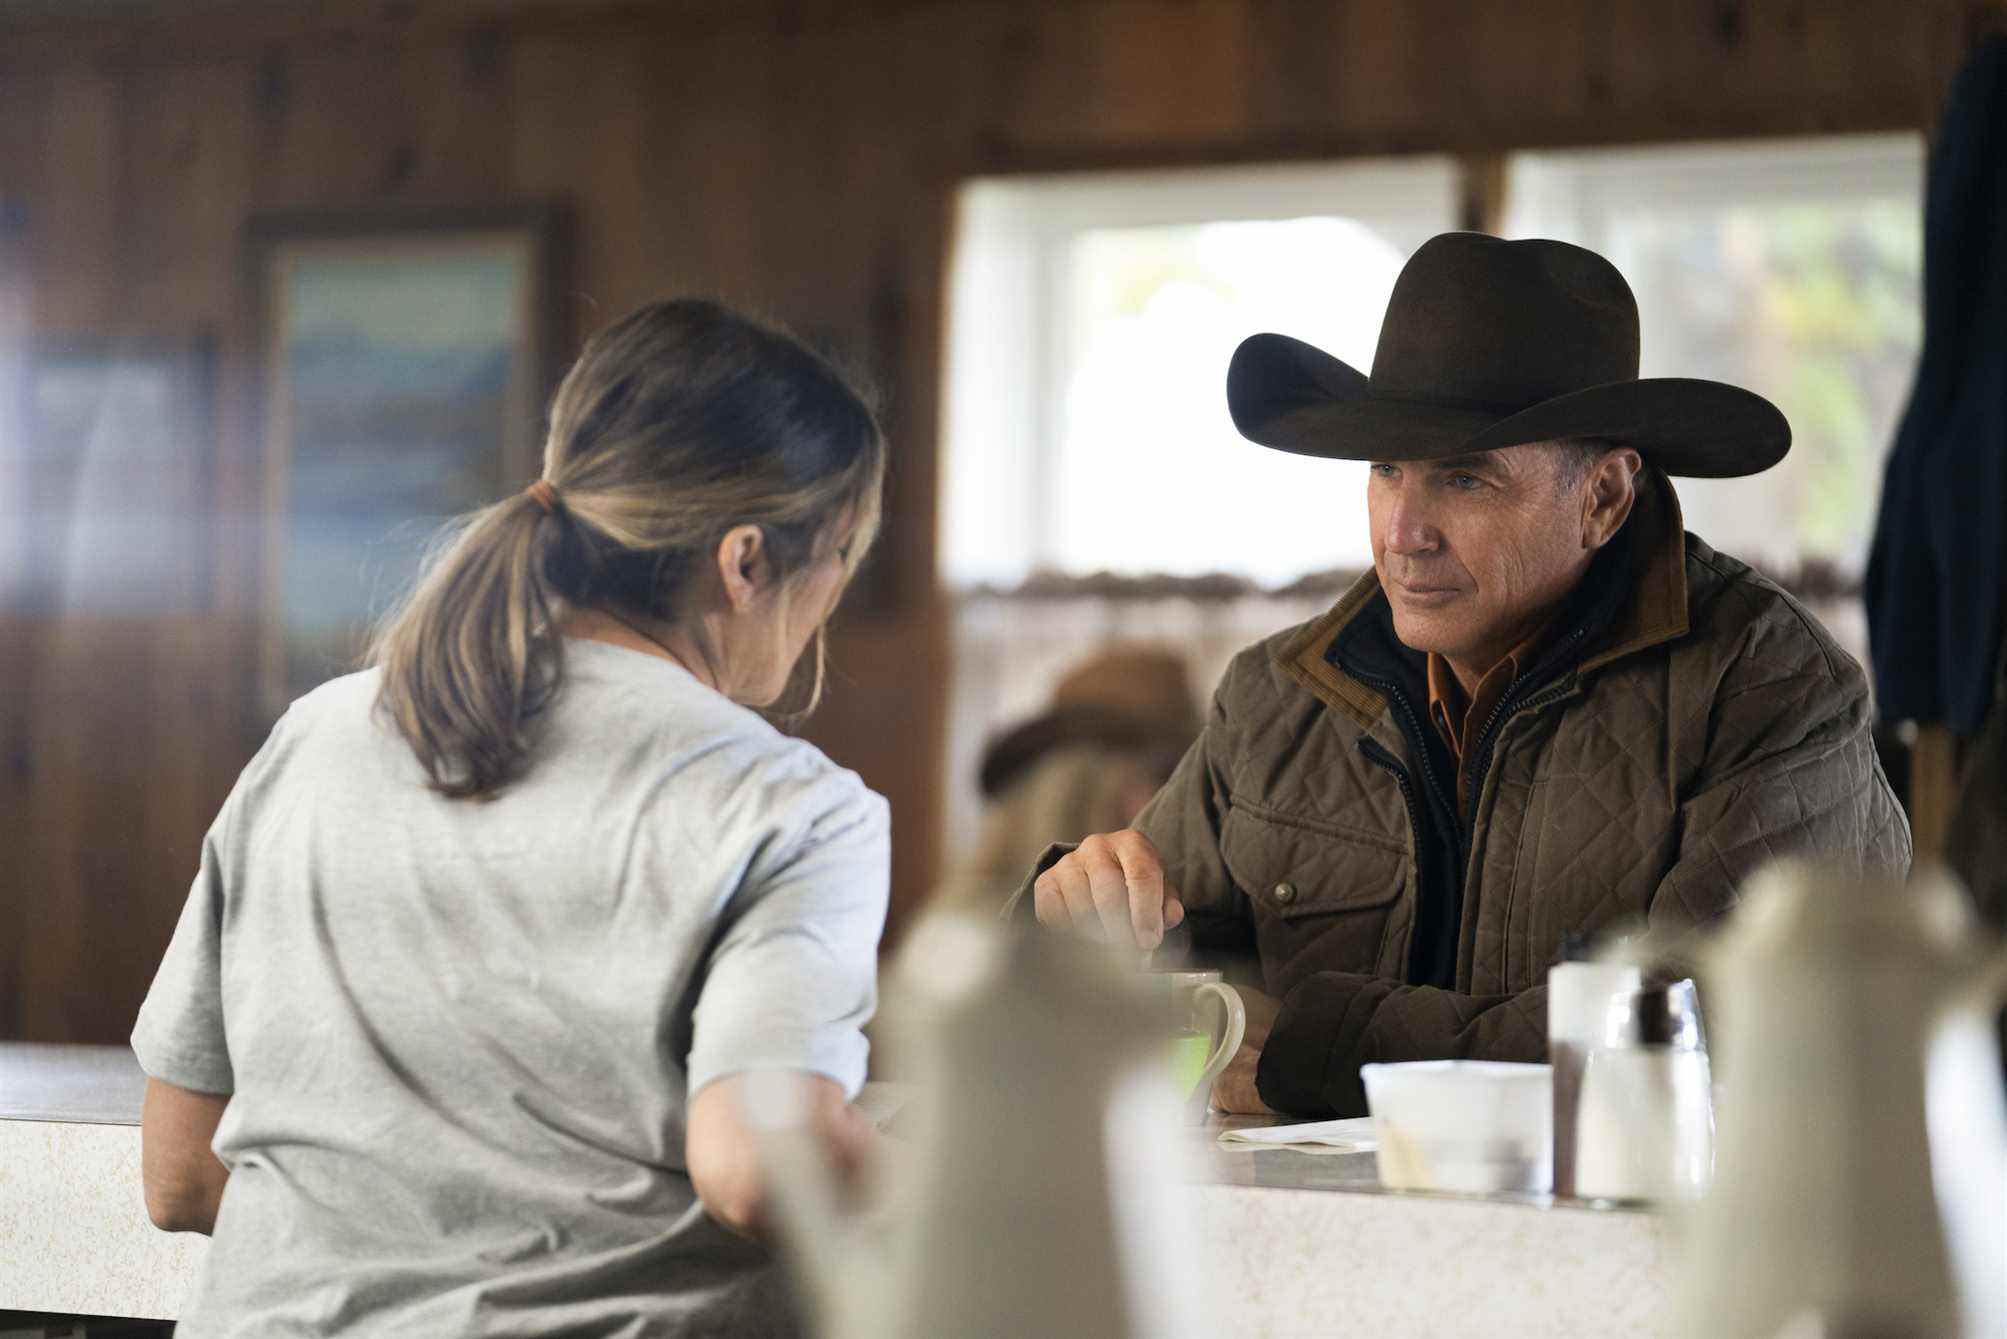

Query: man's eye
left=1449, top=472, right=1482, bottom=491
left=1371, top=463, right=1399, bottom=479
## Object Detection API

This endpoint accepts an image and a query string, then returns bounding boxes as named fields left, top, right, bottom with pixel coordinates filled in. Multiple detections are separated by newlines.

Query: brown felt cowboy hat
left=977, top=646, right=1200, bottom=799
left=1226, top=231, right=1791, bottom=478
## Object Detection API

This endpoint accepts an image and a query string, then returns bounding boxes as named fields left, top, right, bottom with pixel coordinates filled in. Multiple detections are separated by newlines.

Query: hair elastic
left=525, top=479, right=561, bottom=515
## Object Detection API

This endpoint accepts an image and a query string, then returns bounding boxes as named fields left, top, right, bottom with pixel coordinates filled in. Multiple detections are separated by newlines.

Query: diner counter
left=1, top=1044, right=1674, bottom=1336
left=1, top=1043, right=205, bottom=1322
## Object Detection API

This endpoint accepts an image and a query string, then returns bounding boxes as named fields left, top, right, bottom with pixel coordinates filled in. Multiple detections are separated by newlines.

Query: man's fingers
left=1080, top=841, right=1134, bottom=944
left=1053, top=860, right=1103, bottom=940
left=1112, top=838, right=1169, bottom=948
left=1031, top=873, right=1070, bottom=930
left=1164, top=894, right=1186, bottom=931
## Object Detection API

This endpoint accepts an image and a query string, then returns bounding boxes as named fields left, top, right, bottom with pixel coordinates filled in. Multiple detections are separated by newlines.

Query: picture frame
left=247, top=205, right=566, bottom=713
left=8, top=336, right=216, bottom=617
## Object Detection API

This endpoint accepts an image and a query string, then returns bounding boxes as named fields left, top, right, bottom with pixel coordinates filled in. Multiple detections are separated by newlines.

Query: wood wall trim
left=961, top=109, right=1934, bottom=179
left=0, top=0, right=760, bottom=67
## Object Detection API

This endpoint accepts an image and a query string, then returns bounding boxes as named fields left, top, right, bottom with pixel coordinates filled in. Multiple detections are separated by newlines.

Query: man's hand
left=1208, top=987, right=1280, bottom=1116
left=1208, top=1043, right=1274, bottom=1116
left=1031, top=830, right=1187, bottom=949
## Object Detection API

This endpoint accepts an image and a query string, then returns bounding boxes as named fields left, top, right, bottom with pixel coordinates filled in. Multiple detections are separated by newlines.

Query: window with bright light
left=1505, top=134, right=1924, bottom=577
left=942, top=160, right=1461, bottom=589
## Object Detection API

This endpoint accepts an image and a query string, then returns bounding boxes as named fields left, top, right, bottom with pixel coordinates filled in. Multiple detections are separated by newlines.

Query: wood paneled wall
left=0, top=0, right=1998, bottom=1043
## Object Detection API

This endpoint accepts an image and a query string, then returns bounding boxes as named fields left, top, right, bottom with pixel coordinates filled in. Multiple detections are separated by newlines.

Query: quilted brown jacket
left=1057, top=472, right=1911, bottom=1116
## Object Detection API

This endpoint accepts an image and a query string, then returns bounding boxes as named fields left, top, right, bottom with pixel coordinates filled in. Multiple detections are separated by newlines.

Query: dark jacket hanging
left=1865, top=37, right=2007, bottom=735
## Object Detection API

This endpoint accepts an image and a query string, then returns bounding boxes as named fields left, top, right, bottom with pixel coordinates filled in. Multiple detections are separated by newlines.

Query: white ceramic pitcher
left=1680, top=861, right=2007, bottom=1339
left=749, top=911, right=1211, bottom=1339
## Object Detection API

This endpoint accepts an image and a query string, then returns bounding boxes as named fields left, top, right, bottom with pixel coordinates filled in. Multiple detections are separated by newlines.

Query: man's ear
left=1582, top=448, right=1642, bottom=550
left=715, top=525, right=770, bottom=612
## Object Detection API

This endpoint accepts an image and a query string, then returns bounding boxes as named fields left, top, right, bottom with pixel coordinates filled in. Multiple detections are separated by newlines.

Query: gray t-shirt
left=132, top=641, right=890, bottom=1338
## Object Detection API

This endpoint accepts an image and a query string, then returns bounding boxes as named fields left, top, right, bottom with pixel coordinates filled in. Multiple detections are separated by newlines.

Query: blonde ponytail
left=369, top=492, right=565, bottom=798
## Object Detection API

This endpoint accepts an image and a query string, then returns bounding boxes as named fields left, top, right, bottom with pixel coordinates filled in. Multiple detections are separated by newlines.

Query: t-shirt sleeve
left=130, top=810, right=237, bottom=1095
left=129, top=706, right=296, bottom=1095
left=685, top=763, right=891, bottom=1102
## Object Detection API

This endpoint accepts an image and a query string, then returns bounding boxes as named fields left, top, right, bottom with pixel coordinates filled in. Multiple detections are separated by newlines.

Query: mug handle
left=1191, top=983, right=1248, bottom=1098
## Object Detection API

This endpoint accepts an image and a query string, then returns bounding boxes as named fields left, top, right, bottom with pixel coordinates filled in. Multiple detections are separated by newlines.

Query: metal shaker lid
left=1602, top=978, right=1706, bottom=1051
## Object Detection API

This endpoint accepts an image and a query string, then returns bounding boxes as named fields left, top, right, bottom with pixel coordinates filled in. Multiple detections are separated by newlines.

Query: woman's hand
left=687, top=1073, right=875, bottom=1240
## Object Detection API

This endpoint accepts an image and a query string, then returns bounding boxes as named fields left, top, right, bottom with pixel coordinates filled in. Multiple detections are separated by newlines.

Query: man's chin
left=1386, top=603, right=1466, bottom=659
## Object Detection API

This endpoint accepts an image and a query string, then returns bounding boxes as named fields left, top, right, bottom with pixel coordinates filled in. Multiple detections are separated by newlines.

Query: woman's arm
left=686, top=1073, right=874, bottom=1239
left=140, top=1077, right=230, bottom=1234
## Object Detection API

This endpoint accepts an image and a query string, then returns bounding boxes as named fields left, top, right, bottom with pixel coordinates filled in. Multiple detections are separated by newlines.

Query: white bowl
left=1360, top=1060, right=1553, bottom=1195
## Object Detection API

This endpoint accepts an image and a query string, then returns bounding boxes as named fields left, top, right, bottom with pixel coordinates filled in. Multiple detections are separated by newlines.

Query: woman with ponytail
left=130, top=299, right=890, bottom=1337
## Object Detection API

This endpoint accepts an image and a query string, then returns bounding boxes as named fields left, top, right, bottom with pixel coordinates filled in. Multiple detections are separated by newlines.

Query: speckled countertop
left=2, top=1044, right=208, bottom=1320
left=1, top=1045, right=1673, bottom=1335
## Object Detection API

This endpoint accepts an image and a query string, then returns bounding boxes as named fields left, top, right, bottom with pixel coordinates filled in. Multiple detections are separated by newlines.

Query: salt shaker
left=1573, top=979, right=1714, bottom=1202
left=1548, top=950, right=1642, bottom=1198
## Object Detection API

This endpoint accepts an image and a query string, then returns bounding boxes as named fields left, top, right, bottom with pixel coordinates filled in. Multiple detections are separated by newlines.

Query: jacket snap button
left=1273, top=881, right=1297, bottom=904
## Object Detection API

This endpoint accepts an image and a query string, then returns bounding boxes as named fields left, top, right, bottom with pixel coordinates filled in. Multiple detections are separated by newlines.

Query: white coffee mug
left=1151, top=970, right=1246, bottom=1120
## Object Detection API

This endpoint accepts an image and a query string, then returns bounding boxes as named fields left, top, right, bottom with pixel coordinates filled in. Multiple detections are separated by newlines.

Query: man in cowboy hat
left=1011, top=232, right=1912, bottom=1116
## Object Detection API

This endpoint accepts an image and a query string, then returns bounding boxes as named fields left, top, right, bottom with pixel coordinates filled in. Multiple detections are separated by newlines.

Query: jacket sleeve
left=1129, top=673, right=1255, bottom=958
left=1000, top=670, right=1255, bottom=960
left=1257, top=977, right=1548, bottom=1117
left=1649, top=639, right=1913, bottom=926
left=1257, top=644, right=1914, bottom=1118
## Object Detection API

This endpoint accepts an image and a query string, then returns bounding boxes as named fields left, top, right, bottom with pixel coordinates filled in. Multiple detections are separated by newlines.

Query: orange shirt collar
left=1425, top=618, right=1556, bottom=766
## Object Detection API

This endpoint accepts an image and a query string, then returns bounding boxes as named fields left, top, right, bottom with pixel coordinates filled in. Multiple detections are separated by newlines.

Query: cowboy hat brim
left=1227, top=333, right=1791, bottom=479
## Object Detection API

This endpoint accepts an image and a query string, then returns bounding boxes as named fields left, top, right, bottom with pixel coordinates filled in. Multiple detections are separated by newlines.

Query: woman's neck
left=560, top=607, right=722, bottom=693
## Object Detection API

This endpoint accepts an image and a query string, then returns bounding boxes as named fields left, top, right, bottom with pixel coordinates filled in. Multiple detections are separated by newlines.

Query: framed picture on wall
left=9, top=337, right=215, bottom=616
left=248, top=206, right=565, bottom=713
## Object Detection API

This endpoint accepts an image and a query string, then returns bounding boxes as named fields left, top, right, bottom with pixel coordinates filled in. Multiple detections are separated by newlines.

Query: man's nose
left=1380, top=487, right=1441, bottom=555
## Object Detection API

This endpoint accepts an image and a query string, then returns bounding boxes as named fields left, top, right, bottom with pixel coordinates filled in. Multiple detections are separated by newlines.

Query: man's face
left=1367, top=443, right=1599, bottom=672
